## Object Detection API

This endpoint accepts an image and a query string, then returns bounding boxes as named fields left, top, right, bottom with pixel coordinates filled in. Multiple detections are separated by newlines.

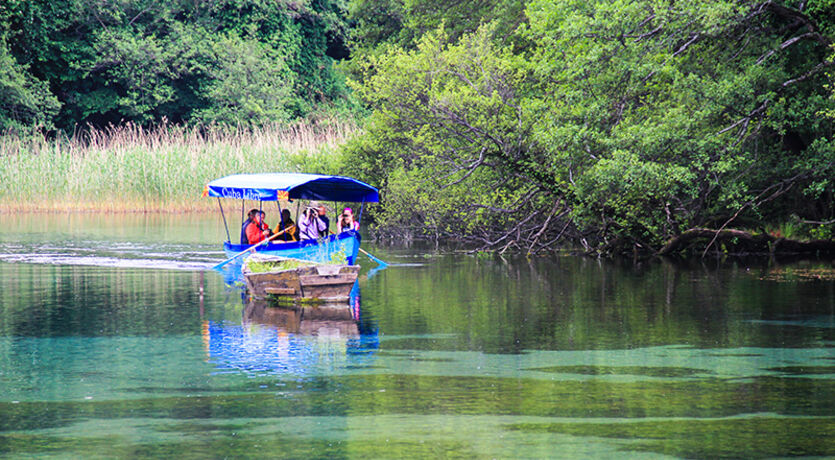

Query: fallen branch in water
left=658, top=228, right=835, bottom=257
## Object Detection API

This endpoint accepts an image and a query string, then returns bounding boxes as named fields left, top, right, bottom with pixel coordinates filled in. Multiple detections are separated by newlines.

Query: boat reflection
left=243, top=299, right=358, bottom=335
left=204, top=285, right=378, bottom=376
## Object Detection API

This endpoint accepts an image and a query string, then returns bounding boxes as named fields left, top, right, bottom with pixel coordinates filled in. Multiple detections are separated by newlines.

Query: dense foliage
left=0, top=0, right=354, bottom=131
left=345, top=0, right=835, bottom=254
left=1, top=0, right=833, bottom=255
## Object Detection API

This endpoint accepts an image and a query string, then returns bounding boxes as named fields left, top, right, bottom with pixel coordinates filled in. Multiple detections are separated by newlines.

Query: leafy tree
left=347, top=0, right=835, bottom=254
left=346, top=26, right=560, bottom=250
left=0, top=38, right=60, bottom=132
left=193, top=34, right=295, bottom=125
left=1, top=0, right=354, bottom=130
left=524, top=0, right=834, bottom=250
left=344, top=0, right=528, bottom=81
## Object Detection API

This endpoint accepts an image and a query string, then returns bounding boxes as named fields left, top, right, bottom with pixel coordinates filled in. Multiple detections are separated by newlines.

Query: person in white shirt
left=299, top=206, right=326, bottom=240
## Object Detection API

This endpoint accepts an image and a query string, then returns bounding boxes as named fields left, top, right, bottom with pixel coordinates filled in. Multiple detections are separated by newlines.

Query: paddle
left=358, top=246, right=389, bottom=268
left=330, top=229, right=389, bottom=268
left=212, top=226, right=291, bottom=270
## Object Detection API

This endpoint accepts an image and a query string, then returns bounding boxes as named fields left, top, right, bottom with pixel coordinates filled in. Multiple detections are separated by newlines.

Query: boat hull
left=224, top=230, right=360, bottom=265
left=242, top=254, right=360, bottom=302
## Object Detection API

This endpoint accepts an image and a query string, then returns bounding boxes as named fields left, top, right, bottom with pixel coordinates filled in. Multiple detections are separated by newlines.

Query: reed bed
left=0, top=121, right=357, bottom=212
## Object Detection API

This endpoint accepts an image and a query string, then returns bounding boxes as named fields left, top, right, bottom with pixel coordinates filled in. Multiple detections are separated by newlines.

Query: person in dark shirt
left=239, top=211, right=255, bottom=244
left=316, top=204, right=330, bottom=237
left=275, top=209, right=298, bottom=242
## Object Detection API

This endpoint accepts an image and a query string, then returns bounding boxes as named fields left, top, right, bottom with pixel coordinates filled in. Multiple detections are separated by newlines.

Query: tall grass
left=0, top=121, right=357, bottom=212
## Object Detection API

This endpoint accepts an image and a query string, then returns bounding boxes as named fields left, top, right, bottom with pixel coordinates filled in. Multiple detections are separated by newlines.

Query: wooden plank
left=298, top=274, right=357, bottom=286
left=265, top=287, right=297, bottom=295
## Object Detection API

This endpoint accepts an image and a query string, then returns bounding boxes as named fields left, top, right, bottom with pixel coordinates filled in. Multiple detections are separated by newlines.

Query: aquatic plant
left=245, top=259, right=316, bottom=273
left=329, top=247, right=348, bottom=265
left=0, top=121, right=356, bottom=212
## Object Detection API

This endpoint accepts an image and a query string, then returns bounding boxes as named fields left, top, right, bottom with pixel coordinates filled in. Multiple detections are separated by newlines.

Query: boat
left=203, top=173, right=380, bottom=266
left=242, top=254, right=360, bottom=302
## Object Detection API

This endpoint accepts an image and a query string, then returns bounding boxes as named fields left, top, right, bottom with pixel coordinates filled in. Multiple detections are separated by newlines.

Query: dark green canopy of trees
left=2, top=0, right=833, bottom=254
left=0, top=0, right=354, bottom=130
left=344, top=0, right=835, bottom=254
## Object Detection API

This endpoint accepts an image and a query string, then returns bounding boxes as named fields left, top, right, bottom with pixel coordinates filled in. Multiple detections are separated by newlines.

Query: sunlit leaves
left=349, top=0, right=834, bottom=252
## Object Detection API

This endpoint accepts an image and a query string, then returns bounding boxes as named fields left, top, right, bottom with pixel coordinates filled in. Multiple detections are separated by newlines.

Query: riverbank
left=0, top=122, right=355, bottom=213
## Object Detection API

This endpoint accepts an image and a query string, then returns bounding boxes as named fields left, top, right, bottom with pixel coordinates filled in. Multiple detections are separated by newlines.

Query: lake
left=0, top=213, right=833, bottom=458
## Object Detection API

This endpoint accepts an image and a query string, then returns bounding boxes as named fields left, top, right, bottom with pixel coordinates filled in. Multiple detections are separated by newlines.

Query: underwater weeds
left=0, top=121, right=357, bottom=213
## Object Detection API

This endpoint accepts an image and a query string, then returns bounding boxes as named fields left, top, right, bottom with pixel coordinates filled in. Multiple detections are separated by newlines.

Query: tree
left=524, top=0, right=834, bottom=251
left=193, top=34, right=295, bottom=126
left=0, top=38, right=60, bottom=132
left=346, top=27, right=566, bottom=251
left=347, top=0, right=835, bottom=255
left=1, top=0, right=355, bottom=130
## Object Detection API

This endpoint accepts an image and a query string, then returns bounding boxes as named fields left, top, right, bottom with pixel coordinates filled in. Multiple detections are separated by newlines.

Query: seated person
left=317, top=204, right=330, bottom=237
left=299, top=206, right=326, bottom=240
left=240, top=210, right=257, bottom=244
left=245, top=210, right=272, bottom=244
left=336, top=207, right=360, bottom=233
left=274, top=209, right=298, bottom=242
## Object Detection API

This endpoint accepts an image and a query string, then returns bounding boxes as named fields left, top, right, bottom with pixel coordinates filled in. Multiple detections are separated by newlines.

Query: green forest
left=1, top=0, right=834, bottom=255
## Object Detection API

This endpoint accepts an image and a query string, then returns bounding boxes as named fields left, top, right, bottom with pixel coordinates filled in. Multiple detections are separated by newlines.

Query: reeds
left=0, top=121, right=357, bottom=212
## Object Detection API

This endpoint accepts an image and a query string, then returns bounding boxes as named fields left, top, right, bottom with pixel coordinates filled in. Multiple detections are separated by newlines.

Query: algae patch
left=506, top=417, right=835, bottom=459
left=525, top=365, right=709, bottom=378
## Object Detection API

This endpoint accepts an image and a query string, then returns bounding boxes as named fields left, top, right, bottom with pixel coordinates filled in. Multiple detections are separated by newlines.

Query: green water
left=0, top=214, right=833, bottom=459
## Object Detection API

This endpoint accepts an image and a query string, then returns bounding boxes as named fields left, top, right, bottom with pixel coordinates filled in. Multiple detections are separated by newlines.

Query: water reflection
left=243, top=299, right=358, bottom=334
left=0, top=213, right=833, bottom=458
left=205, top=287, right=378, bottom=377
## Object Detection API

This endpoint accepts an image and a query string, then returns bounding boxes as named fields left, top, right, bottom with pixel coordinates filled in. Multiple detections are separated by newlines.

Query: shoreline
left=2, top=209, right=831, bottom=260
left=0, top=205, right=218, bottom=214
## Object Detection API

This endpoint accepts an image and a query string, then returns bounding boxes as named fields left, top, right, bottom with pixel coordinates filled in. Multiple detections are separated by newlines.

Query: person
left=239, top=210, right=257, bottom=244
left=317, top=204, right=330, bottom=237
left=274, top=209, right=298, bottom=242
left=245, top=210, right=272, bottom=244
left=298, top=206, right=326, bottom=240
left=336, top=207, right=360, bottom=233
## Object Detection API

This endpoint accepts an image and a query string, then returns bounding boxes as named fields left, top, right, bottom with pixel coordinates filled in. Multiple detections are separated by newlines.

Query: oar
left=331, top=230, right=388, bottom=267
left=212, top=227, right=290, bottom=270
left=358, top=246, right=388, bottom=268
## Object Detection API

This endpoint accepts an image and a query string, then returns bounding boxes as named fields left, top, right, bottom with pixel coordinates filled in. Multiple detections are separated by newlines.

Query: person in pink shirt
left=337, top=207, right=360, bottom=233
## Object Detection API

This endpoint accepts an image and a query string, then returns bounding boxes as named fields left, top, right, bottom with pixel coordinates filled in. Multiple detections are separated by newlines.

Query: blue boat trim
left=224, top=230, right=361, bottom=265
left=206, top=173, right=379, bottom=203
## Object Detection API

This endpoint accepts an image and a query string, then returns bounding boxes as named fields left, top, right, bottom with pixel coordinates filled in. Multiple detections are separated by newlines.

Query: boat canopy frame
left=204, top=173, right=379, bottom=243
left=204, top=173, right=379, bottom=203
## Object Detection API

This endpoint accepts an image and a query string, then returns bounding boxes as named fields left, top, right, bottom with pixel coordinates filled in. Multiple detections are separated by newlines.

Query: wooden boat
left=242, top=254, right=359, bottom=302
left=204, top=173, right=379, bottom=266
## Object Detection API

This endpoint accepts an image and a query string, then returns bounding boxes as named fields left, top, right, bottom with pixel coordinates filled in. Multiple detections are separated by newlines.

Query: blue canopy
left=204, top=173, right=379, bottom=203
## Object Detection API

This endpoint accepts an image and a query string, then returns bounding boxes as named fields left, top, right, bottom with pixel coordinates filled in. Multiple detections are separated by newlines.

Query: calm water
left=0, top=214, right=833, bottom=459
